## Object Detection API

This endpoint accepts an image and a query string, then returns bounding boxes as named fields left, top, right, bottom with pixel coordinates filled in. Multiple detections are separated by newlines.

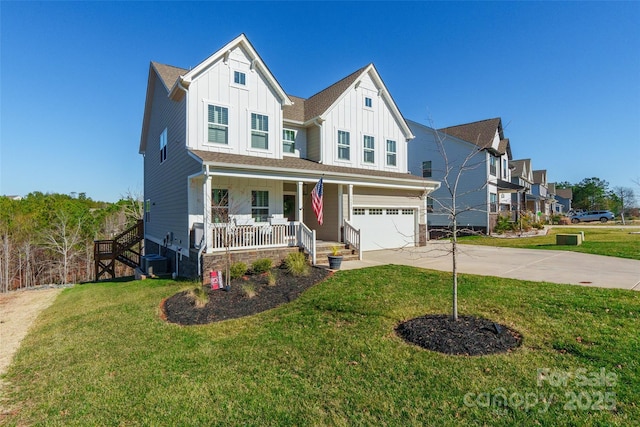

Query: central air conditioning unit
left=142, top=254, right=167, bottom=275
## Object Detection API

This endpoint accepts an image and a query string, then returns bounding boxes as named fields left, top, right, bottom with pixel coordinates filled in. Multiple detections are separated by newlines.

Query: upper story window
left=490, top=156, right=497, bottom=176
left=251, top=113, right=269, bottom=149
left=159, top=128, right=167, bottom=163
left=386, top=139, right=397, bottom=166
left=211, top=189, right=229, bottom=223
left=364, top=97, right=372, bottom=108
left=422, top=160, right=432, bottom=178
left=338, top=130, right=350, bottom=160
left=234, top=71, right=246, bottom=85
left=251, top=190, right=269, bottom=222
left=145, top=199, right=151, bottom=222
left=502, top=159, right=507, bottom=179
left=282, top=129, right=296, bottom=154
left=363, top=135, right=375, bottom=163
left=208, top=105, right=229, bottom=144
left=427, top=197, right=434, bottom=213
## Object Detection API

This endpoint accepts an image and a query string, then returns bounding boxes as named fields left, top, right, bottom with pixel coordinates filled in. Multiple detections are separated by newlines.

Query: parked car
left=569, top=210, right=615, bottom=223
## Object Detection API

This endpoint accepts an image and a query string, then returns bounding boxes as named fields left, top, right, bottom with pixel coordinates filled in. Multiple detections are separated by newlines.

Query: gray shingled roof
left=439, top=118, right=502, bottom=152
left=555, top=188, right=573, bottom=199
left=510, top=159, right=531, bottom=178
left=152, top=62, right=188, bottom=91
left=302, top=65, right=369, bottom=121
left=190, top=149, right=429, bottom=183
left=282, top=95, right=306, bottom=122
left=533, top=170, right=546, bottom=184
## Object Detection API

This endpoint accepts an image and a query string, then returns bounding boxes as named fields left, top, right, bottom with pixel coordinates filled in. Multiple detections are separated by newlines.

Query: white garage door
left=351, top=208, right=416, bottom=251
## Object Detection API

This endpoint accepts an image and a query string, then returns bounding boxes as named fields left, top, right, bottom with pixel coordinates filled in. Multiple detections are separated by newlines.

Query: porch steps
left=314, top=241, right=360, bottom=265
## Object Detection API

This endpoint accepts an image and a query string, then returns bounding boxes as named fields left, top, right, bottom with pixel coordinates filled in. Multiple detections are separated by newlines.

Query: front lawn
left=2, top=267, right=639, bottom=426
left=459, top=227, right=640, bottom=260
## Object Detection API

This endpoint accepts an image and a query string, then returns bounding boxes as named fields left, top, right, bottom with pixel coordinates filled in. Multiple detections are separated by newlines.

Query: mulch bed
left=162, top=266, right=330, bottom=325
left=395, top=314, right=522, bottom=356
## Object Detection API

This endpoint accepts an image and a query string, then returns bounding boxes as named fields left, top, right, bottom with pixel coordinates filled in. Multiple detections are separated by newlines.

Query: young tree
left=611, top=186, right=636, bottom=224
left=41, top=210, right=86, bottom=284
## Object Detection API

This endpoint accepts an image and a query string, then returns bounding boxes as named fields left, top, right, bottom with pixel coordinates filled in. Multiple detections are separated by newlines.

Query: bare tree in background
left=121, top=188, right=145, bottom=226
left=612, top=186, right=636, bottom=225
left=42, top=211, right=85, bottom=284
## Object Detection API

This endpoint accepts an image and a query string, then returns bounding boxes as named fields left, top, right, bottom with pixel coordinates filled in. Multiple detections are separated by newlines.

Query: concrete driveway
left=340, top=242, right=640, bottom=291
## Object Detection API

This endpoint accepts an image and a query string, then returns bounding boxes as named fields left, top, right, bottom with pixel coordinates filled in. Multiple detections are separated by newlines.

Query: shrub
left=251, top=258, right=272, bottom=274
left=188, top=286, right=209, bottom=308
left=266, top=270, right=277, bottom=286
left=284, top=252, right=309, bottom=277
left=241, top=283, right=256, bottom=298
left=494, top=215, right=516, bottom=234
left=230, top=262, right=248, bottom=280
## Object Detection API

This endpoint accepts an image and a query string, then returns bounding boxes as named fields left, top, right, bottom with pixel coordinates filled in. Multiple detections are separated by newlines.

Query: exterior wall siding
left=143, top=74, right=200, bottom=257
left=320, top=73, right=408, bottom=173
left=186, top=45, right=284, bottom=159
left=407, top=120, right=489, bottom=230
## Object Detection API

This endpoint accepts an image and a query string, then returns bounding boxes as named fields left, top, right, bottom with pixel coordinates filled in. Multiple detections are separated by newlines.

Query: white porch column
left=204, top=172, right=213, bottom=253
left=347, top=184, right=353, bottom=221
left=297, top=181, right=303, bottom=221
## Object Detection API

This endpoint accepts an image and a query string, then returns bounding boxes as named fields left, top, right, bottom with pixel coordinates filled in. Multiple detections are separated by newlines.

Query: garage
left=350, top=208, right=417, bottom=251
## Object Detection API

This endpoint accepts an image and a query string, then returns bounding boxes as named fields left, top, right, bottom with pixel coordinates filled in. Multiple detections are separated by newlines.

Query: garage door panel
left=352, top=208, right=415, bottom=251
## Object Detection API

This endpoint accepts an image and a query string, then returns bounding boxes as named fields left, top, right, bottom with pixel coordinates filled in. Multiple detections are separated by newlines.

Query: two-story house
left=526, top=169, right=556, bottom=220
left=139, top=34, right=439, bottom=278
left=407, top=117, right=524, bottom=235
left=510, top=158, right=533, bottom=217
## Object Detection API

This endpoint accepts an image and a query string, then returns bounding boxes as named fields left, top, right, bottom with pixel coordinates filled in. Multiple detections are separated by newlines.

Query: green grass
left=459, top=227, right=640, bottom=260
left=2, top=267, right=639, bottom=426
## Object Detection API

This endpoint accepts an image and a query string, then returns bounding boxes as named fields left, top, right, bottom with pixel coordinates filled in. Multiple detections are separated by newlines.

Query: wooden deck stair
left=94, top=220, right=144, bottom=280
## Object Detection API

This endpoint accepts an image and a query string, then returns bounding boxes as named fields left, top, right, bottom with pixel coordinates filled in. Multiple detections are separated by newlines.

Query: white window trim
left=363, top=95, right=373, bottom=109
left=385, top=138, right=398, bottom=168
left=361, top=134, right=376, bottom=166
left=282, top=128, right=296, bottom=155
left=336, top=129, right=351, bottom=163
left=203, top=99, right=232, bottom=147
left=248, top=111, right=270, bottom=152
left=230, top=69, right=249, bottom=91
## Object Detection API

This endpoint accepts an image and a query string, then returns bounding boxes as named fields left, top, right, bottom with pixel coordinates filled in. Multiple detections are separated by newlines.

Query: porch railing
left=343, top=219, right=362, bottom=260
left=298, top=222, right=316, bottom=265
left=211, top=222, right=298, bottom=251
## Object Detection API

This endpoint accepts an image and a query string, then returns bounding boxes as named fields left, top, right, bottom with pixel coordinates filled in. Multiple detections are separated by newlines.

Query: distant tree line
left=556, top=177, right=637, bottom=218
left=0, top=192, right=142, bottom=292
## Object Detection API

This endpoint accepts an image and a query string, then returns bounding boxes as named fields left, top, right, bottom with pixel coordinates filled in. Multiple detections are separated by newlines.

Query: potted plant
left=328, top=245, right=343, bottom=270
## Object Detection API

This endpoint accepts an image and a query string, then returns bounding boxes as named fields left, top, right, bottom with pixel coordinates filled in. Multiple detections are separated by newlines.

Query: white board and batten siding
left=186, top=45, right=285, bottom=159
left=321, top=72, right=409, bottom=174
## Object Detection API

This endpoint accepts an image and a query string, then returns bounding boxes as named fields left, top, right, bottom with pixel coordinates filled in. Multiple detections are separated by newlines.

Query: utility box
left=556, top=234, right=582, bottom=246
left=142, top=254, right=168, bottom=274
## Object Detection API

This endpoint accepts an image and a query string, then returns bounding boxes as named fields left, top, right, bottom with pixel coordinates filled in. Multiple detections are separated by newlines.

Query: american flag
left=311, top=178, right=323, bottom=225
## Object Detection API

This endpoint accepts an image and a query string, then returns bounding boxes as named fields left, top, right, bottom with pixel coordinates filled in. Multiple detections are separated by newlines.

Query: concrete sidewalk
left=338, top=243, right=640, bottom=291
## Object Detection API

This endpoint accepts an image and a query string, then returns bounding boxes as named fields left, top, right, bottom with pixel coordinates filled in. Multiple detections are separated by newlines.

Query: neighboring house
left=407, top=117, right=524, bottom=235
left=553, top=185, right=573, bottom=213
left=510, top=158, right=533, bottom=215
left=527, top=170, right=555, bottom=220
left=139, top=34, right=439, bottom=278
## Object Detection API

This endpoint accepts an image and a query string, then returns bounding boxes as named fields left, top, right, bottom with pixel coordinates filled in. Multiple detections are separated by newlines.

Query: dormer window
left=234, top=71, right=246, bottom=85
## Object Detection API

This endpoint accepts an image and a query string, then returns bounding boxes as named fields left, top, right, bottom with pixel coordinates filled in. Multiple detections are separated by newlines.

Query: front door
left=283, top=194, right=296, bottom=221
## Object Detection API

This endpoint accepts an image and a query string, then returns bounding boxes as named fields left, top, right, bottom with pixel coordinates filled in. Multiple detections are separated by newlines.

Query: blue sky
left=1, top=1, right=639, bottom=202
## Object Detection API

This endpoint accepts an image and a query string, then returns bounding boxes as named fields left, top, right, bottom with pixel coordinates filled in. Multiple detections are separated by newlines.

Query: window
left=234, top=71, right=246, bottom=85
left=251, top=190, right=269, bottom=222
left=364, top=97, right=372, bottom=108
left=427, top=197, right=434, bottom=213
left=402, top=209, right=413, bottom=215
left=422, top=160, right=432, bottom=178
left=490, top=193, right=498, bottom=212
left=159, top=128, right=167, bottom=163
left=208, top=105, right=228, bottom=144
left=251, top=113, right=269, bottom=149
left=387, top=209, right=399, bottom=215
left=353, top=208, right=365, bottom=215
left=282, top=129, right=296, bottom=153
left=502, top=159, right=507, bottom=179
left=490, top=156, right=497, bottom=176
left=145, top=199, right=151, bottom=222
left=211, top=189, right=229, bottom=223
left=369, top=209, right=383, bottom=215
left=338, top=130, right=350, bottom=160
left=363, top=135, right=375, bottom=163
left=386, top=140, right=397, bottom=166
